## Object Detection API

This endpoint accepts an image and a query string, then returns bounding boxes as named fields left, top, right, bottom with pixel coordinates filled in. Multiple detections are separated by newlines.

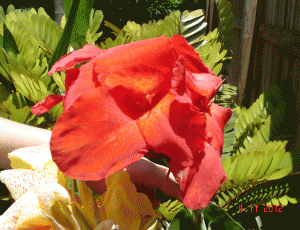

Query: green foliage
left=1, top=1, right=298, bottom=229
left=0, top=3, right=103, bottom=129
left=194, top=0, right=234, bottom=77
left=215, top=0, right=234, bottom=61
left=99, top=3, right=237, bottom=105
left=86, top=8, right=103, bottom=45
left=100, top=10, right=181, bottom=48
left=232, top=85, right=289, bottom=155
left=214, top=84, right=299, bottom=217
left=169, top=206, right=199, bottom=230
left=181, top=9, right=207, bottom=49
left=214, top=83, right=237, bottom=109
left=202, top=202, right=245, bottom=229
left=222, top=109, right=239, bottom=156
left=158, top=200, right=184, bottom=222
left=214, top=172, right=299, bottom=216
left=49, top=0, right=91, bottom=67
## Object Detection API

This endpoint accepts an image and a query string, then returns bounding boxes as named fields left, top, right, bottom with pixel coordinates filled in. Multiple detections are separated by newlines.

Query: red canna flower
left=31, top=35, right=232, bottom=210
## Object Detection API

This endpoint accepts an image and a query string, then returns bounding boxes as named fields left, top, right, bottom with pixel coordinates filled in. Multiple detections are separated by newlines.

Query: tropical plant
left=214, top=85, right=297, bottom=216
left=0, top=0, right=299, bottom=229
left=0, top=2, right=103, bottom=130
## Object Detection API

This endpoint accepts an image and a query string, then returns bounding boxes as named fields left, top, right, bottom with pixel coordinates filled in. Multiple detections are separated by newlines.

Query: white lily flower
left=0, top=144, right=161, bottom=229
left=0, top=145, right=75, bottom=229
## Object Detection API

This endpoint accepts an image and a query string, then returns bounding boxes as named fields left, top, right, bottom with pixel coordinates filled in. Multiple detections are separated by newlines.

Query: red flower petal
left=106, top=64, right=171, bottom=98
left=136, top=92, right=206, bottom=169
left=186, top=72, right=224, bottom=108
left=31, top=95, right=64, bottom=115
left=171, top=35, right=214, bottom=75
left=205, top=103, right=232, bottom=154
left=92, top=36, right=174, bottom=81
left=50, top=87, right=148, bottom=180
left=106, top=65, right=172, bottom=119
left=63, top=62, right=97, bottom=110
left=64, top=68, right=80, bottom=95
left=48, top=44, right=104, bottom=76
left=45, top=36, right=233, bottom=211
left=174, top=143, right=227, bottom=210
left=173, top=103, right=231, bottom=210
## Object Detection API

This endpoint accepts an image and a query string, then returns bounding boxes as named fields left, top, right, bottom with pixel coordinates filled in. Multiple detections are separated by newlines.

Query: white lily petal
left=36, top=183, right=82, bottom=230
left=0, top=214, right=15, bottom=229
left=36, top=183, right=71, bottom=214
left=0, top=190, right=51, bottom=229
left=8, top=144, right=52, bottom=170
left=34, top=160, right=68, bottom=188
left=0, top=169, right=34, bottom=200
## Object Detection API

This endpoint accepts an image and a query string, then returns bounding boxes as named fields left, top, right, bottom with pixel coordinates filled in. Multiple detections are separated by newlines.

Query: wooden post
left=238, top=0, right=258, bottom=105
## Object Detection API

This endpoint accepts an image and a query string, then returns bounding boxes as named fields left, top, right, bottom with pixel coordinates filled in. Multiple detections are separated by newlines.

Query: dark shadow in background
left=1, top=1, right=207, bottom=41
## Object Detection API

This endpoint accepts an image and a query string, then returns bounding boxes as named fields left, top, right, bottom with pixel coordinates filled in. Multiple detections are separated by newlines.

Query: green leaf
left=202, top=202, right=245, bottom=229
left=222, top=156, right=232, bottom=173
left=212, top=62, right=222, bottom=75
left=158, top=200, right=184, bottom=221
left=0, top=82, right=10, bottom=102
left=9, top=92, right=28, bottom=109
left=0, top=112, right=9, bottom=119
left=265, top=167, right=292, bottom=180
left=10, top=106, right=31, bottom=123
left=104, top=20, right=121, bottom=36
left=3, top=22, right=19, bottom=56
left=169, top=206, right=198, bottom=230
left=180, top=9, right=207, bottom=50
left=2, top=101, right=17, bottom=114
left=7, top=5, right=15, bottom=14
left=86, top=9, right=103, bottom=44
left=0, top=48, right=11, bottom=80
left=64, top=0, right=93, bottom=45
left=49, top=0, right=93, bottom=68
left=0, top=6, right=5, bottom=23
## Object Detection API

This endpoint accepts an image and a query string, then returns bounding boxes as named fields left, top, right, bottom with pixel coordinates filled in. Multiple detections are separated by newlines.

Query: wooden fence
left=224, top=0, right=300, bottom=153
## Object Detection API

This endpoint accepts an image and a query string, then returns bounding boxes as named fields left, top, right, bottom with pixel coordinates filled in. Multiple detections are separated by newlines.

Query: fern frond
left=217, top=139, right=295, bottom=215
left=214, top=172, right=299, bottom=216
left=181, top=9, right=207, bottom=50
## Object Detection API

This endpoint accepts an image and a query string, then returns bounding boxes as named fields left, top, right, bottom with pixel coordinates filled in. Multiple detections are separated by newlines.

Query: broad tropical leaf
left=181, top=9, right=207, bottom=49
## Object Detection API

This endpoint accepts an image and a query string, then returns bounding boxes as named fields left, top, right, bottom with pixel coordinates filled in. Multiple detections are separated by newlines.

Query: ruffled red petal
left=31, top=95, right=64, bottom=115
left=106, top=65, right=173, bottom=119
left=136, top=93, right=207, bottom=171
left=62, top=62, right=97, bottom=110
left=174, top=143, right=227, bottom=210
left=45, top=35, right=232, bottom=211
left=186, top=72, right=224, bottom=108
left=205, top=103, right=233, bottom=154
left=172, top=102, right=231, bottom=210
left=48, top=44, right=103, bottom=76
left=50, top=86, right=148, bottom=181
left=171, top=35, right=214, bottom=75
left=92, top=36, right=174, bottom=81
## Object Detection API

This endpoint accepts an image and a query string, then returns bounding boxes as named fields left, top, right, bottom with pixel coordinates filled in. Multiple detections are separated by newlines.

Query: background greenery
left=1, top=0, right=208, bottom=40
left=0, top=1, right=299, bottom=229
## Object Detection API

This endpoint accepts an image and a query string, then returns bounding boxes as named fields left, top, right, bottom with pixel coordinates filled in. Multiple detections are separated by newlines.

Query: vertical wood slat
left=237, top=0, right=258, bottom=104
left=286, top=0, right=296, bottom=29
left=281, top=0, right=292, bottom=85
left=288, top=0, right=300, bottom=151
left=265, top=0, right=279, bottom=89
left=260, top=0, right=277, bottom=94
left=205, top=0, right=215, bottom=32
left=293, top=0, right=300, bottom=30
left=261, top=0, right=280, bottom=95
left=232, top=0, right=300, bottom=151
